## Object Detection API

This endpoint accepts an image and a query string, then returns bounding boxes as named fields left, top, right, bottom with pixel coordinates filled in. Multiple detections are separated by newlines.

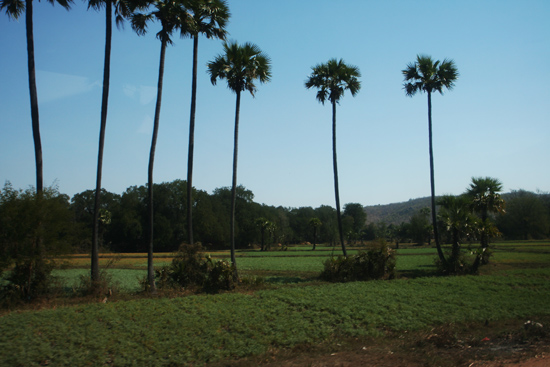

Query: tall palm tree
left=305, top=58, right=361, bottom=258
left=402, top=54, right=458, bottom=266
left=186, top=0, right=229, bottom=246
left=87, top=0, right=143, bottom=285
left=207, top=41, right=271, bottom=276
left=1, top=0, right=73, bottom=194
left=466, top=177, right=505, bottom=250
left=131, top=0, right=193, bottom=291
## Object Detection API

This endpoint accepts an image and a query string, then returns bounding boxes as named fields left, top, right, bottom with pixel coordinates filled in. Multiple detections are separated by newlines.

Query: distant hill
left=364, top=197, right=432, bottom=225
left=363, top=192, right=523, bottom=225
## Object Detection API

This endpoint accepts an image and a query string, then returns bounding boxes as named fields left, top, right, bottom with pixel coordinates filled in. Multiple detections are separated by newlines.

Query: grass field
left=1, top=241, right=549, bottom=366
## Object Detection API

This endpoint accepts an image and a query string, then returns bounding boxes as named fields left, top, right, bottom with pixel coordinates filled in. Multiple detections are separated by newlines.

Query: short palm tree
left=308, top=217, right=322, bottom=251
left=402, top=54, right=458, bottom=266
left=438, top=194, right=476, bottom=271
left=131, top=0, right=193, bottom=291
left=186, top=0, right=229, bottom=246
left=1, top=0, right=73, bottom=194
left=87, top=0, right=144, bottom=285
left=305, top=58, right=361, bottom=258
left=466, top=177, right=505, bottom=250
left=207, top=41, right=271, bottom=276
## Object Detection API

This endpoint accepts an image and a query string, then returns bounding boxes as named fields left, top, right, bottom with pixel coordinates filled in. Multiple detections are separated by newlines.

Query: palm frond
left=305, top=58, right=361, bottom=105
left=207, top=41, right=271, bottom=96
left=46, top=0, right=73, bottom=10
left=1, top=0, right=25, bottom=19
left=402, top=54, right=458, bottom=96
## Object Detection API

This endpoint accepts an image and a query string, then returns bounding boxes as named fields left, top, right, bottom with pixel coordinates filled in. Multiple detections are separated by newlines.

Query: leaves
left=207, top=41, right=271, bottom=96
left=402, top=54, right=458, bottom=96
left=305, top=58, right=361, bottom=105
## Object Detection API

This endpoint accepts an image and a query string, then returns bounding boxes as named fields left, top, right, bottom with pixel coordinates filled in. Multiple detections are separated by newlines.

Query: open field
left=1, top=241, right=550, bottom=366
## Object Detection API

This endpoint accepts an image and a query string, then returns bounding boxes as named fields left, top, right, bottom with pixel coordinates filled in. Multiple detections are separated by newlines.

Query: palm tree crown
left=131, top=0, right=193, bottom=44
left=1, top=0, right=72, bottom=18
left=403, top=54, right=458, bottom=96
left=189, top=0, right=229, bottom=39
left=207, top=41, right=271, bottom=96
left=305, top=58, right=361, bottom=105
left=466, top=177, right=505, bottom=220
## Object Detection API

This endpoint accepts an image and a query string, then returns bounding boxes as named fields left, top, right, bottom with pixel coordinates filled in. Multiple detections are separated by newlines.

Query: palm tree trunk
left=428, top=91, right=445, bottom=265
left=187, top=35, right=199, bottom=246
left=25, top=0, right=43, bottom=194
left=332, top=101, right=347, bottom=257
left=230, top=90, right=240, bottom=277
left=147, top=38, right=167, bottom=293
left=91, top=0, right=112, bottom=284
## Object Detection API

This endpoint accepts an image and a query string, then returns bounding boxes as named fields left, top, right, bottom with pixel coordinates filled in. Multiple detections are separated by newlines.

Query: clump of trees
left=0, top=184, right=75, bottom=304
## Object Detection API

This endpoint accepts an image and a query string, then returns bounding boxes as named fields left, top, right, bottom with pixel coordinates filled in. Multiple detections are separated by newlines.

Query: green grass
left=1, top=268, right=549, bottom=366
left=53, top=269, right=146, bottom=293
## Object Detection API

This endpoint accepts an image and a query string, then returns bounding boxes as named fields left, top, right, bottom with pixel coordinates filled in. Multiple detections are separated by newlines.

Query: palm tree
left=87, top=0, right=143, bottom=285
left=131, top=0, right=193, bottom=291
left=402, top=54, right=458, bottom=266
left=437, top=194, right=476, bottom=272
left=305, top=58, right=361, bottom=258
left=466, top=177, right=505, bottom=250
left=308, top=217, right=322, bottom=251
left=207, top=41, right=271, bottom=276
left=186, top=0, right=229, bottom=246
left=1, top=0, right=73, bottom=194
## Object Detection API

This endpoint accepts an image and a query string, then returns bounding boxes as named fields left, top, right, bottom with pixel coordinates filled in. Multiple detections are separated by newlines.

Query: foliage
left=0, top=183, right=73, bottom=301
left=155, top=243, right=236, bottom=292
left=497, top=190, right=550, bottom=240
left=320, top=242, right=396, bottom=282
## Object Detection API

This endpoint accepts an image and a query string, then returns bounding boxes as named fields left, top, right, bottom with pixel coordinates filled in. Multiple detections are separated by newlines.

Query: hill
left=364, top=197, right=432, bottom=225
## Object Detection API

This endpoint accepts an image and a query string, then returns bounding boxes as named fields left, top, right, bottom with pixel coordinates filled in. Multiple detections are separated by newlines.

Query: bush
left=1, top=259, right=55, bottom=306
left=435, top=246, right=493, bottom=275
left=320, top=241, right=396, bottom=282
left=155, top=243, right=236, bottom=292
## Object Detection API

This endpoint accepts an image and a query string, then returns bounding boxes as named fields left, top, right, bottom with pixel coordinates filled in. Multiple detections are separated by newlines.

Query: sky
left=1, top=0, right=549, bottom=209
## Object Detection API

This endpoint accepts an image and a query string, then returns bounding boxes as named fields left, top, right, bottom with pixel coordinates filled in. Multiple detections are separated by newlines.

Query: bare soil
left=210, top=317, right=550, bottom=367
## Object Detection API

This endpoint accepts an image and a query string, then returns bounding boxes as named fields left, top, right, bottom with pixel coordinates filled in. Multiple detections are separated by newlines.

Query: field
left=1, top=241, right=550, bottom=366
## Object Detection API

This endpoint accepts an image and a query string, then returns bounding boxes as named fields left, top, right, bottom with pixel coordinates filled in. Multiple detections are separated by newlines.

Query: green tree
left=305, top=59, right=361, bottom=257
left=1, top=0, right=72, bottom=194
left=497, top=190, right=548, bottom=240
left=408, top=207, right=432, bottom=245
left=308, top=217, right=322, bottom=250
left=207, top=41, right=271, bottom=276
left=87, top=0, right=142, bottom=285
left=465, top=177, right=505, bottom=250
left=0, top=183, right=73, bottom=300
left=402, top=54, right=458, bottom=266
left=131, top=0, right=193, bottom=292
left=343, top=202, right=367, bottom=240
left=186, top=0, right=229, bottom=246
left=255, top=217, right=270, bottom=251
left=437, top=194, right=477, bottom=272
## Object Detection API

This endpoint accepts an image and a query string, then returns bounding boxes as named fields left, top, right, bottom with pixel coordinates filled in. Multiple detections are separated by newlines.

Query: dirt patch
left=210, top=317, right=550, bottom=367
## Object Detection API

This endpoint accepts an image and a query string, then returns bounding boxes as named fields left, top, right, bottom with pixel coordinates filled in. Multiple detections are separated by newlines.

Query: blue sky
left=1, top=0, right=549, bottom=208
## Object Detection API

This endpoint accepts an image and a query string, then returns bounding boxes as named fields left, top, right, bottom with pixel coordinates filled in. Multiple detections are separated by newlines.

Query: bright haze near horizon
left=1, top=1, right=549, bottom=208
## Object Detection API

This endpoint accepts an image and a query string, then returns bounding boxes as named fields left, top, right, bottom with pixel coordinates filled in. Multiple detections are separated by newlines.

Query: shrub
left=156, top=243, right=236, bottom=292
left=435, top=246, right=493, bottom=275
left=1, top=259, right=55, bottom=306
left=320, top=241, right=396, bottom=282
